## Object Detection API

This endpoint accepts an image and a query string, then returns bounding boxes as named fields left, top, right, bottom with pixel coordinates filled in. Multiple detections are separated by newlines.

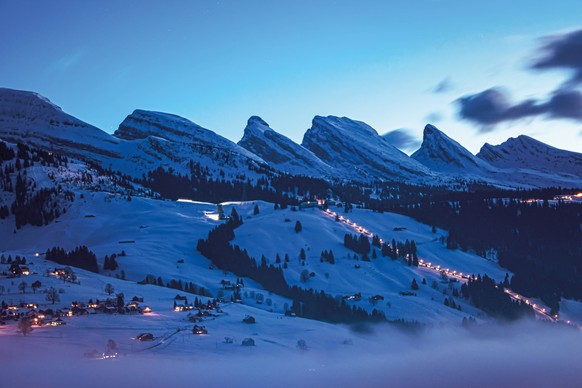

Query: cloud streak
left=456, top=88, right=582, bottom=131
left=432, top=77, right=454, bottom=94
left=456, top=29, right=582, bottom=131
left=382, top=129, right=421, bottom=152
left=531, top=29, right=582, bottom=86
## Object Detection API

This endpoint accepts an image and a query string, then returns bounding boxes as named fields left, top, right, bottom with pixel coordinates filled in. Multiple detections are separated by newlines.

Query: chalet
left=343, top=292, right=362, bottom=301
left=126, top=301, right=139, bottom=309
left=136, top=333, right=154, bottom=341
left=45, top=318, right=65, bottom=326
left=173, top=300, right=193, bottom=312
left=125, top=303, right=140, bottom=314
left=242, top=315, right=256, bottom=324
left=131, top=296, right=144, bottom=303
left=192, top=325, right=207, bottom=335
left=241, top=338, right=255, bottom=346
left=299, top=201, right=318, bottom=209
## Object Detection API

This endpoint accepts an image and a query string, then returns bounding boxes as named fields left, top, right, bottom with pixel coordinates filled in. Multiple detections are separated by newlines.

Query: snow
left=232, top=203, right=501, bottom=323
left=2, top=88, right=581, bottom=189
left=0, top=89, right=269, bottom=182
left=302, top=116, right=437, bottom=183
left=238, top=116, right=338, bottom=178
left=2, top=156, right=582, bottom=385
left=116, top=109, right=264, bottom=163
left=412, top=123, right=582, bottom=188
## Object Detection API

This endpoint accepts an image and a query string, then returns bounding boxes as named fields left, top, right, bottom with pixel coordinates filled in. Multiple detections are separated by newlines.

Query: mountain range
left=1, top=87, right=581, bottom=189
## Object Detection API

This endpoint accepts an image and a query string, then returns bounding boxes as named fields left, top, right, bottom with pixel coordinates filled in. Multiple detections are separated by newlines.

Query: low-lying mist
left=3, top=320, right=582, bottom=387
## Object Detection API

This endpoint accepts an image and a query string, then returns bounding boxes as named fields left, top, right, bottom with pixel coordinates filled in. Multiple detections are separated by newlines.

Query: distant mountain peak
left=0, top=87, right=62, bottom=113
left=238, top=115, right=334, bottom=178
left=114, top=109, right=209, bottom=141
left=476, top=134, right=582, bottom=179
left=303, top=115, right=431, bottom=181
left=247, top=115, right=269, bottom=127
left=115, top=109, right=263, bottom=163
left=411, top=123, right=489, bottom=173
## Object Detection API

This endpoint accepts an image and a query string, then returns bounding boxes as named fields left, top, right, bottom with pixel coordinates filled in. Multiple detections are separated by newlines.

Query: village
left=0, top=253, right=274, bottom=352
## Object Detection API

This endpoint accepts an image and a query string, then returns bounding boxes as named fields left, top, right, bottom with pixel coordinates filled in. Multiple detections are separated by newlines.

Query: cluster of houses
left=1, top=302, right=69, bottom=327
left=172, top=294, right=221, bottom=318
left=70, top=296, right=152, bottom=315
left=49, top=267, right=78, bottom=283
left=0, top=295, right=153, bottom=328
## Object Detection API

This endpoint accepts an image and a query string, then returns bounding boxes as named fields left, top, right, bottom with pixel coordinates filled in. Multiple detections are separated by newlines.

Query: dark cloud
left=432, top=77, right=454, bottom=93
left=382, top=128, right=421, bottom=152
left=456, top=87, right=582, bottom=131
left=531, top=29, right=582, bottom=85
left=455, top=29, right=582, bottom=131
left=546, top=89, right=582, bottom=119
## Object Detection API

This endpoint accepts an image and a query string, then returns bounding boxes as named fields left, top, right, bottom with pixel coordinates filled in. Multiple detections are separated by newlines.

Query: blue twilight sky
left=1, top=0, right=582, bottom=154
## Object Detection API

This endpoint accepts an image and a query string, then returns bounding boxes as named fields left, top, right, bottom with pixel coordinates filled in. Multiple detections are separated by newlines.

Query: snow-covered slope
left=412, top=124, right=582, bottom=188
left=110, top=109, right=269, bottom=179
left=238, top=116, right=336, bottom=178
left=412, top=124, right=494, bottom=175
left=302, top=116, right=434, bottom=183
left=116, top=110, right=263, bottom=163
left=0, top=88, right=268, bottom=180
left=477, top=135, right=582, bottom=180
left=0, top=87, right=121, bottom=161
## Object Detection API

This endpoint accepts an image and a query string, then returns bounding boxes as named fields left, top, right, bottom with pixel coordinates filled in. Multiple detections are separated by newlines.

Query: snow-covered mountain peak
left=247, top=115, right=270, bottom=128
left=240, top=116, right=272, bottom=141
left=302, top=115, right=433, bottom=182
left=310, top=115, right=379, bottom=138
left=476, top=134, right=582, bottom=179
left=411, top=124, right=487, bottom=172
left=238, top=116, right=335, bottom=178
left=115, top=109, right=210, bottom=141
left=0, top=88, right=120, bottom=162
left=0, top=87, right=63, bottom=113
left=115, top=109, right=263, bottom=163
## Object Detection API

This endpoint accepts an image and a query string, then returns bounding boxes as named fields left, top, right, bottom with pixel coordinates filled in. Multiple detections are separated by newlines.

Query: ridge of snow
left=301, top=115, right=434, bottom=182
left=411, top=124, right=492, bottom=173
left=115, top=109, right=264, bottom=163
left=477, top=134, right=582, bottom=179
left=238, top=116, right=337, bottom=178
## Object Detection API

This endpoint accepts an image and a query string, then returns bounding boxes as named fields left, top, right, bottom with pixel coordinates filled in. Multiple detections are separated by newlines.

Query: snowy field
left=3, top=192, right=582, bottom=387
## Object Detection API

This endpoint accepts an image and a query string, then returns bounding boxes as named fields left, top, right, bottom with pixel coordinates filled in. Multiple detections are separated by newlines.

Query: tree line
left=196, top=208, right=386, bottom=323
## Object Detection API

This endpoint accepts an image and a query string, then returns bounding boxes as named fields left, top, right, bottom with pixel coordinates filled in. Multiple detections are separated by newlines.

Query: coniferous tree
left=411, top=279, right=419, bottom=290
left=294, top=220, right=302, bottom=233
